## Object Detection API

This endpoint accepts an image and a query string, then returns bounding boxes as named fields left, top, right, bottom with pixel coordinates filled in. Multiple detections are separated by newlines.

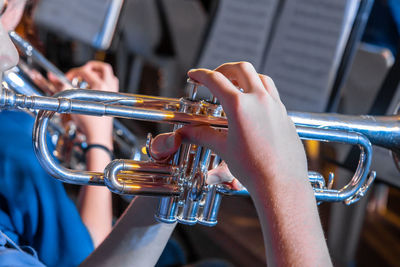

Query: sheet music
left=262, top=0, right=359, bottom=112
left=197, top=0, right=279, bottom=71
left=162, top=0, right=207, bottom=71
left=34, top=0, right=122, bottom=49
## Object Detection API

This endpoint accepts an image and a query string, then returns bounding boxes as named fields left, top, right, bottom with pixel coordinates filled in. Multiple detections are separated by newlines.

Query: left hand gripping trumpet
left=2, top=80, right=399, bottom=225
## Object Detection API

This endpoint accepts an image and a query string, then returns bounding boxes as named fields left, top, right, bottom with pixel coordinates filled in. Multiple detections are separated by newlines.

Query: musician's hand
left=186, top=62, right=309, bottom=193
left=151, top=62, right=308, bottom=194
left=49, top=61, right=119, bottom=148
left=149, top=132, right=243, bottom=190
left=65, top=61, right=119, bottom=93
left=149, top=132, right=242, bottom=190
left=173, top=63, right=329, bottom=266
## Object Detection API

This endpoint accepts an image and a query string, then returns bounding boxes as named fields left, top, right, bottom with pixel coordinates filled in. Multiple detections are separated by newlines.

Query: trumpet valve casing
left=155, top=92, right=225, bottom=226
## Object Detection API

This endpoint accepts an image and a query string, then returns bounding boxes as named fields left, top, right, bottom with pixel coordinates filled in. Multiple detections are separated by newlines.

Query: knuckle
left=209, top=70, right=224, bottom=82
left=85, top=61, right=95, bottom=68
left=237, top=61, right=254, bottom=72
left=267, top=78, right=276, bottom=89
left=216, top=62, right=233, bottom=70
left=104, top=62, right=113, bottom=71
left=262, top=75, right=274, bottom=84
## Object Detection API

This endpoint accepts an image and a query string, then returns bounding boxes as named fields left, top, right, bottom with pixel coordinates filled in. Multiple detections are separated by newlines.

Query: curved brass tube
left=1, top=85, right=391, bottom=225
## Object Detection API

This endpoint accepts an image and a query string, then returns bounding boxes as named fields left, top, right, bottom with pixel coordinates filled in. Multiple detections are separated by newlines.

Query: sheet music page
left=197, top=0, right=279, bottom=71
left=262, top=0, right=359, bottom=112
left=162, top=0, right=208, bottom=71
left=34, top=0, right=119, bottom=49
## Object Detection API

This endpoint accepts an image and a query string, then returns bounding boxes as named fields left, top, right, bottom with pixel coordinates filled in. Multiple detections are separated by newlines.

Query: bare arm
left=61, top=61, right=176, bottom=264
left=78, top=144, right=113, bottom=247
left=80, top=197, right=176, bottom=267
left=62, top=61, right=119, bottom=247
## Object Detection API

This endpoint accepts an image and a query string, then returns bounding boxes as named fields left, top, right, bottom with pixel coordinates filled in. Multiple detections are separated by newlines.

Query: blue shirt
left=0, top=111, right=94, bottom=266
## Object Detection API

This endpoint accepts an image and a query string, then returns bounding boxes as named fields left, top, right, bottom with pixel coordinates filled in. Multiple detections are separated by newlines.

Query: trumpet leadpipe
left=0, top=87, right=228, bottom=127
left=3, top=87, right=399, bottom=151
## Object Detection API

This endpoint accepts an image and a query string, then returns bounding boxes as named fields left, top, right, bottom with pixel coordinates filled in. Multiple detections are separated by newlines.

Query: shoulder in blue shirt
left=0, top=111, right=94, bottom=266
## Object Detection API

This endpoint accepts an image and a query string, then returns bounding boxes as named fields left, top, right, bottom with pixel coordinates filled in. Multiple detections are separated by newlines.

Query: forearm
left=79, top=146, right=113, bottom=247
left=249, top=175, right=332, bottom=266
left=80, top=197, right=176, bottom=267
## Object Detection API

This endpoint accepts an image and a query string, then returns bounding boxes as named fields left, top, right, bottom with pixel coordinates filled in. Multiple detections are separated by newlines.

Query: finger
left=207, top=161, right=234, bottom=184
left=149, top=132, right=181, bottom=161
left=66, top=69, right=101, bottom=90
left=176, top=125, right=227, bottom=157
left=259, top=74, right=280, bottom=101
left=188, top=68, right=240, bottom=107
left=85, top=61, right=114, bottom=80
left=48, top=72, right=69, bottom=91
left=215, top=62, right=265, bottom=93
left=85, top=61, right=118, bottom=92
left=229, top=179, right=245, bottom=191
left=207, top=162, right=244, bottom=191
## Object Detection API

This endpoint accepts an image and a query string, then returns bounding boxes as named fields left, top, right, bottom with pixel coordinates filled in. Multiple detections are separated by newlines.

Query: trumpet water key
left=2, top=78, right=397, bottom=225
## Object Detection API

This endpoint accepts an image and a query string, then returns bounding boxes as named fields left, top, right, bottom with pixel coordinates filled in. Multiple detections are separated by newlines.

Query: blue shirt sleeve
left=0, top=230, right=45, bottom=267
left=0, top=248, right=46, bottom=267
left=0, top=111, right=94, bottom=267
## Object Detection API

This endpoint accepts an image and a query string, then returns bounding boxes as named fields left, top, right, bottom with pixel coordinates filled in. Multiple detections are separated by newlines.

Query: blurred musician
left=0, top=0, right=116, bottom=265
left=0, top=1, right=177, bottom=266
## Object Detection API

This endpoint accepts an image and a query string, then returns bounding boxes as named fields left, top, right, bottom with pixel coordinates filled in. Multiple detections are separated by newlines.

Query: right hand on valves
left=149, top=62, right=309, bottom=196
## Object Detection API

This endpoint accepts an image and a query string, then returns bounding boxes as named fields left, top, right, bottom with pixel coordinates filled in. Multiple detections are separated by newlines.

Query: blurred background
left=8, top=0, right=400, bottom=266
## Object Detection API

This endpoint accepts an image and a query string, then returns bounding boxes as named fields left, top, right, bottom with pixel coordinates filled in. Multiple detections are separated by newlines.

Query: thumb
left=176, top=125, right=227, bottom=157
left=149, top=132, right=182, bottom=162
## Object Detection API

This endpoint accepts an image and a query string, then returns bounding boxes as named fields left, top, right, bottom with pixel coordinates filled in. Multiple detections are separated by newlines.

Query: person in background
left=0, top=0, right=115, bottom=265
left=0, top=1, right=177, bottom=266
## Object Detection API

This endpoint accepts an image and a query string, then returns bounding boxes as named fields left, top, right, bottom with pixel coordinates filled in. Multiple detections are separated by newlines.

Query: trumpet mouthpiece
left=0, top=86, right=16, bottom=109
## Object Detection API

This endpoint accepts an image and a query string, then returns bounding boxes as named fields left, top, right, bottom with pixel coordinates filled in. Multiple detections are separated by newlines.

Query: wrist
left=84, top=144, right=115, bottom=160
left=86, top=136, right=113, bottom=150
left=244, top=170, right=313, bottom=203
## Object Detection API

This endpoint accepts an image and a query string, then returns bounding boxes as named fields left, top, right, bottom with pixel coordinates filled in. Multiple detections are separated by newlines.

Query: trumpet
left=3, top=31, right=140, bottom=166
left=2, top=77, right=397, bottom=226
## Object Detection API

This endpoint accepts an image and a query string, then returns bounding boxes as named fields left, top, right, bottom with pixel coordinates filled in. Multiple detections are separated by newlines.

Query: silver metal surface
left=6, top=31, right=141, bottom=162
left=2, top=78, right=397, bottom=225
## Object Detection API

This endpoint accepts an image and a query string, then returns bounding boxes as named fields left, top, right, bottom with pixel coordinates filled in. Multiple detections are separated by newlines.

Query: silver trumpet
left=2, top=76, right=398, bottom=226
left=3, top=31, right=140, bottom=165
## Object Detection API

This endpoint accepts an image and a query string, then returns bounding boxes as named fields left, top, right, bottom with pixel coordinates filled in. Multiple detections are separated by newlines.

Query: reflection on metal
left=3, top=77, right=400, bottom=225
left=5, top=31, right=140, bottom=166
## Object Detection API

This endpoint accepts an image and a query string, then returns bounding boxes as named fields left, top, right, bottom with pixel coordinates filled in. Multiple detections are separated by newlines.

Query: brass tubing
left=104, top=159, right=180, bottom=195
